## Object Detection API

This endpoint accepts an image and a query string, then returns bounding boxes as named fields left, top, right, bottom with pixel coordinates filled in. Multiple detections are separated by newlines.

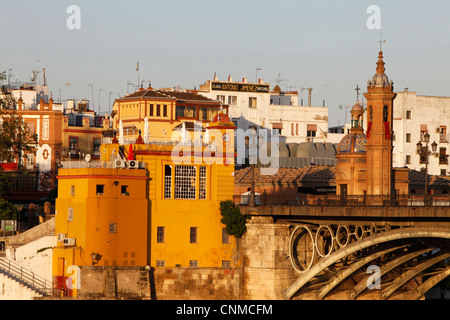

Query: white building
left=392, top=90, right=450, bottom=176
left=197, top=75, right=329, bottom=144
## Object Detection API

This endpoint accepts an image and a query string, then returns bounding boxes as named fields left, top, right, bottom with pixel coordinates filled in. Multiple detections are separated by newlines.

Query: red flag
left=127, top=144, right=134, bottom=160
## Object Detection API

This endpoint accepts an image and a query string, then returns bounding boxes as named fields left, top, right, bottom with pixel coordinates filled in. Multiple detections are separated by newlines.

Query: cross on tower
left=355, top=85, right=360, bottom=102
left=378, top=32, right=386, bottom=51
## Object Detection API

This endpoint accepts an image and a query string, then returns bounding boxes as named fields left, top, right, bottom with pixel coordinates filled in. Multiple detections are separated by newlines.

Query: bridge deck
left=239, top=205, right=450, bottom=227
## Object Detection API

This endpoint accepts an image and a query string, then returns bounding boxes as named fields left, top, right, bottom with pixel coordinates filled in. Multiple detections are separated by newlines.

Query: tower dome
left=337, top=132, right=367, bottom=154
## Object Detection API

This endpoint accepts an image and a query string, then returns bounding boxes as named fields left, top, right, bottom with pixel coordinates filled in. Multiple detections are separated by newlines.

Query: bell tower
left=364, top=50, right=396, bottom=196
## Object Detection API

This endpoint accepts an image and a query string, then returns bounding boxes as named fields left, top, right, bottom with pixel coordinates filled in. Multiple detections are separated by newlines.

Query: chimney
left=308, top=88, right=312, bottom=106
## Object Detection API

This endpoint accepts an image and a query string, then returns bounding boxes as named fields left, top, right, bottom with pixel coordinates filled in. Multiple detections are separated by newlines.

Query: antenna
left=88, top=84, right=95, bottom=110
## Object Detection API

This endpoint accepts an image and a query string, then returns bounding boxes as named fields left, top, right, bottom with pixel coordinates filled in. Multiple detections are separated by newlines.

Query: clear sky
left=1, top=0, right=450, bottom=126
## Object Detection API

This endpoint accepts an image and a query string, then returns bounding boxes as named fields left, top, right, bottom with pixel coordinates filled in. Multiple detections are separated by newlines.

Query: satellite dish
left=85, top=154, right=91, bottom=162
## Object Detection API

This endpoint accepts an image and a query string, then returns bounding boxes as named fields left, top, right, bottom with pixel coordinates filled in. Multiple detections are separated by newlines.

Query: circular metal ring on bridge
left=315, top=225, right=335, bottom=258
left=369, top=223, right=378, bottom=235
left=289, top=225, right=316, bottom=273
left=336, top=225, right=350, bottom=247
left=354, top=225, right=366, bottom=240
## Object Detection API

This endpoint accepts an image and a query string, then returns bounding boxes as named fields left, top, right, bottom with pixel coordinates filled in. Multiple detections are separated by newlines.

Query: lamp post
left=416, top=132, right=437, bottom=203
left=248, top=127, right=257, bottom=207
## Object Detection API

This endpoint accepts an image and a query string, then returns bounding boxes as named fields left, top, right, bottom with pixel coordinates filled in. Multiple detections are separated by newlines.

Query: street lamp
left=90, top=252, right=102, bottom=265
left=416, top=132, right=437, bottom=200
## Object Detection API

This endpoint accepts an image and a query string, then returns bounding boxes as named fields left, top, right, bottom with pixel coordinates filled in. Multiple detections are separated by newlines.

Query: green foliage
left=0, top=108, right=35, bottom=162
left=219, top=200, right=249, bottom=238
left=0, top=199, right=18, bottom=220
left=0, top=171, right=11, bottom=197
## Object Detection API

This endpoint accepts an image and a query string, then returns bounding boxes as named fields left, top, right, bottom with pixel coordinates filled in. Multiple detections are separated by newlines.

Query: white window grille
left=175, top=166, right=196, bottom=199
left=189, top=260, right=198, bottom=268
left=199, top=166, right=207, bottom=200
left=222, top=260, right=231, bottom=268
left=156, top=260, right=165, bottom=267
left=68, top=207, right=73, bottom=222
left=109, top=223, right=117, bottom=233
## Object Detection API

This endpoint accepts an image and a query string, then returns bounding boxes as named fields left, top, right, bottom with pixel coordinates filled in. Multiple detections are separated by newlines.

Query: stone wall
left=75, top=266, right=242, bottom=300
left=152, top=267, right=241, bottom=300
left=240, top=216, right=297, bottom=299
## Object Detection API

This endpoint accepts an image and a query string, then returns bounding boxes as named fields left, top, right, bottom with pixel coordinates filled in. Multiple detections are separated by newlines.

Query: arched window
left=383, top=105, right=388, bottom=122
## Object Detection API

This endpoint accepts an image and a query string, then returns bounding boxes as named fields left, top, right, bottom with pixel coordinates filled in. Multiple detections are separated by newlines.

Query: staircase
left=0, top=257, right=53, bottom=297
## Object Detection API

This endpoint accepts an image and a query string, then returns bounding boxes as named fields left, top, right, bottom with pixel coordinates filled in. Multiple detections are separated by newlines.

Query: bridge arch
left=284, top=226, right=450, bottom=300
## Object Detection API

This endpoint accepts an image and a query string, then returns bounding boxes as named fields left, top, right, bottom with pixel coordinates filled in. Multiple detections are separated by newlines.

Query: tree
left=0, top=198, right=18, bottom=220
left=0, top=108, right=36, bottom=163
left=219, top=200, right=249, bottom=238
left=0, top=171, right=12, bottom=197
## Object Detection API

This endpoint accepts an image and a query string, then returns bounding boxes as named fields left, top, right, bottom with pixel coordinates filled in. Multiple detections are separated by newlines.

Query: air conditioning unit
left=128, top=160, right=139, bottom=169
left=114, top=159, right=127, bottom=168
left=57, top=233, right=66, bottom=242
left=63, top=238, right=76, bottom=246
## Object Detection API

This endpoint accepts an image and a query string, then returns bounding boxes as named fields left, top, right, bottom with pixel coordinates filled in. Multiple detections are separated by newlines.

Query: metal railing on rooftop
left=234, top=193, right=450, bottom=207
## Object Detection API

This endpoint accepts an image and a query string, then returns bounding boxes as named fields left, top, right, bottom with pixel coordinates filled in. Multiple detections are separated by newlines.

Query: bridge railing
left=233, top=193, right=450, bottom=207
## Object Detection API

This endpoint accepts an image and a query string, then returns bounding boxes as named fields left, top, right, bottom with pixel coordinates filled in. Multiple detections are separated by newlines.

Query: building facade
left=392, top=91, right=450, bottom=176
left=197, top=75, right=329, bottom=144
left=52, top=110, right=237, bottom=296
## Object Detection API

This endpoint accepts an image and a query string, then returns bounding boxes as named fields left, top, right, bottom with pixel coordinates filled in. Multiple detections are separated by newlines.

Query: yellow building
left=52, top=109, right=237, bottom=296
left=52, top=167, right=149, bottom=295
left=111, top=87, right=227, bottom=142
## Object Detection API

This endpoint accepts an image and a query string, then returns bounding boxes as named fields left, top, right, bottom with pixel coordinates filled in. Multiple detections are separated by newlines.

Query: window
left=190, top=227, right=198, bottom=243
left=93, top=138, right=101, bottom=155
left=420, top=125, right=428, bottom=141
left=291, top=123, right=294, bottom=136
left=249, top=97, right=257, bottom=108
left=222, top=228, right=230, bottom=244
left=68, top=207, right=73, bottom=222
left=70, top=185, right=75, bottom=196
left=307, top=124, right=317, bottom=137
left=405, top=155, right=411, bottom=165
left=406, top=110, right=411, bottom=119
left=69, top=137, right=78, bottom=155
left=272, top=128, right=281, bottom=136
left=441, top=169, right=447, bottom=176
left=189, top=260, right=198, bottom=268
left=163, top=105, right=168, bottom=117
left=307, top=130, right=316, bottom=137
left=439, top=148, right=448, bottom=165
left=109, top=223, right=117, bottom=233
left=199, top=107, right=208, bottom=121
left=164, top=165, right=172, bottom=199
left=296, top=124, right=299, bottom=136
left=121, top=185, right=129, bottom=196
left=199, top=166, right=207, bottom=200
left=406, top=133, right=411, bottom=143
left=228, top=96, right=237, bottom=105
left=25, top=154, right=35, bottom=170
left=216, top=95, right=226, bottom=104
left=96, top=184, right=105, bottom=195
left=440, top=126, right=448, bottom=143
left=156, top=105, right=161, bottom=117
left=150, top=104, right=154, bottom=117
left=156, top=260, right=165, bottom=267
left=222, top=260, right=231, bottom=268
left=157, top=226, right=165, bottom=243
left=175, top=166, right=196, bottom=199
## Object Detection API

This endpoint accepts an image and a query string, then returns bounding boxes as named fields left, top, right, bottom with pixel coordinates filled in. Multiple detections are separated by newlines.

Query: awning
left=307, top=124, right=317, bottom=131
left=272, top=123, right=283, bottom=129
